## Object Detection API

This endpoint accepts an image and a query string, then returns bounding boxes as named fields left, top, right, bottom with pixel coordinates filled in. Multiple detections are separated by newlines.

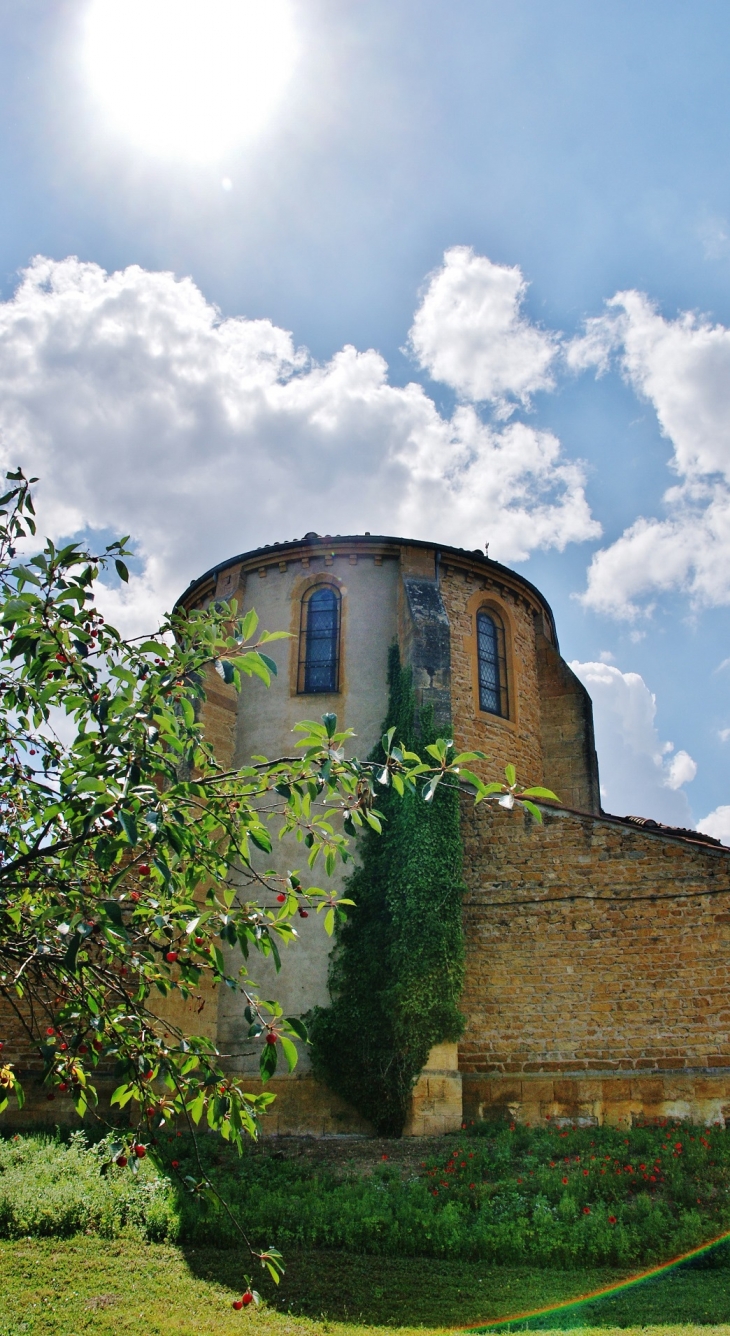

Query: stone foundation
left=402, top=1043, right=463, bottom=1137
left=463, top=1070, right=730, bottom=1128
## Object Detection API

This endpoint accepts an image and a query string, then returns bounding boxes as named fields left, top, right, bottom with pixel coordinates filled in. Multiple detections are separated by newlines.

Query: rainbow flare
left=461, top=1226, right=730, bottom=1332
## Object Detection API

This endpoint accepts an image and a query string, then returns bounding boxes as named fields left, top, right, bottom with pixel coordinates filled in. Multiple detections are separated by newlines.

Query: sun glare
left=82, top=0, right=298, bottom=161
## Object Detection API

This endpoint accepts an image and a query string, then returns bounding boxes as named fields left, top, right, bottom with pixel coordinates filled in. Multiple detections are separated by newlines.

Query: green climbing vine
left=309, top=645, right=466, bottom=1135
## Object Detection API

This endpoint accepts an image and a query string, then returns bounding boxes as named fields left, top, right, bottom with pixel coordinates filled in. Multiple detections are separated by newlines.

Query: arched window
left=297, top=585, right=341, bottom=693
left=476, top=609, right=509, bottom=717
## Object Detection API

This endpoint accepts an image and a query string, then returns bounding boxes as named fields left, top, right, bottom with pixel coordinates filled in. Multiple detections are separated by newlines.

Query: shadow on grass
left=177, top=1246, right=730, bottom=1330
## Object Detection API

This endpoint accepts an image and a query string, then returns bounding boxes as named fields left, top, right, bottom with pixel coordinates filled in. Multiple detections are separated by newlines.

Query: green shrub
left=2, top=1119, right=730, bottom=1266
left=0, top=1131, right=180, bottom=1241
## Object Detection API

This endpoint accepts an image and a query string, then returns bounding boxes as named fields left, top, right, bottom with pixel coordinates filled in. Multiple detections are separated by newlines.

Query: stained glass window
left=298, top=585, right=341, bottom=693
left=477, top=610, right=508, bottom=717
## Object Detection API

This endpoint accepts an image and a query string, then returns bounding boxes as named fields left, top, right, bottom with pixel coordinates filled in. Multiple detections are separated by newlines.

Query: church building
left=180, top=531, right=730, bottom=1134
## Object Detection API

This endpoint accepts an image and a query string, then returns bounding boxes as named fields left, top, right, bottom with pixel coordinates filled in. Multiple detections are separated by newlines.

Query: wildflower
left=583, top=1169, right=589, bottom=1176
left=549, top=1161, right=556, bottom=1168
left=608, top=1215, right=617, bottom=1225
left=562, top=1176, right=568, bottom=1184
left=381, top=1154, right=388, bottom=1161
left=582, top=1206, right=591, bottom=1215
left=470, top=1183, right=475, bottom=1190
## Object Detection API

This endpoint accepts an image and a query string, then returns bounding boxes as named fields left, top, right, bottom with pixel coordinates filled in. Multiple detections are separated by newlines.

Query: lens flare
left=462, top=1225, right=730, bottom=1332
left=82, top=0, right=298, bottom=161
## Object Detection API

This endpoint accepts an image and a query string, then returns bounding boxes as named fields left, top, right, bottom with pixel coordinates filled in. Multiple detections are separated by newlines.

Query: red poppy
left=562, top=1176, right=569, bottom=1184
left=583, top=1169, right=589, bottom=1176
left=582, top=1206, right=591, bottom=1215
left=608, top=1215, right=617, bottom=1225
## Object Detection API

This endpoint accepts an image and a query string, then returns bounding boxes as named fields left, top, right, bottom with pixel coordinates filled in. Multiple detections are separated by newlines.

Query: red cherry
left=93, top=1039, right=103, bottom=1051
left=78, top=1044, right=88, bottom=1054
left=138, top=864, right=151, bottom=876
left=242, top=1292, right=254, bottom=1306
left=232, top=1300, right=243, bottom=1310
left=266, top=1033, right=277, bottom=1046
left=116, top=1155, right=128, bottom=1168
left=165, top=951, right=178, bottom=963
left=46, top=1093, right=55, bottom=1101
left=298, top=908, right=309, bottom=918
left=171, top=1159, right=179, bottom=1169
left=0, top=1042, right=4, bottom=1051
left=144, top=1070, right=154, bottom=1080
left=276, top=893, right=286, bottom=903
left=58, top=1082, right=68, bottom=1092
left=134, top=1144, right=146, bottom=1158
left=129, top=891, right=141, bottom=903
left=46, top=1027, right=55, bottom=1036
left=194, top=936, right=204, bottom=946
left=59, top=1042, right=68, bottom=1051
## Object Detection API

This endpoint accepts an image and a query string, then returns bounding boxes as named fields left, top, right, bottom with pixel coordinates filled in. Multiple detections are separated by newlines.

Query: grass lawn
left=4, top=1240, right=730, bottom=1335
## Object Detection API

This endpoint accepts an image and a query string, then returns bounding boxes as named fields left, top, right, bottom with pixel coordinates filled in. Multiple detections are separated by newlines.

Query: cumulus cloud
left=0, top=254, right=597, bottom=632
left=570, top=660, right=697, bottom=824
left=570, top=290, right=730, bottom=618
left=408, top=246, right=558, bottom=414
left=697, top=806, right=730, bottom=845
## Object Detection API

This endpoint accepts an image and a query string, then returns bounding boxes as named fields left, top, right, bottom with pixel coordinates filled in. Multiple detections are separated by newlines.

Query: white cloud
left=665, top=750, right=698, bottom=790
left=570, top=290, right=730, bottom=618
left=697, top=805, right=730, bottom=845
left=0, top=254, right=597, bottom=633
left=408, top=246, right=558, bottom=414
left=719, top=728, right=730, bottom=743
left=570, top=660, right=697, bottom=824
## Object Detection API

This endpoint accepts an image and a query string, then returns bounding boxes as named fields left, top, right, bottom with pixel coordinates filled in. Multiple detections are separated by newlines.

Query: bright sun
left=82, top=0, right=298, bottom=162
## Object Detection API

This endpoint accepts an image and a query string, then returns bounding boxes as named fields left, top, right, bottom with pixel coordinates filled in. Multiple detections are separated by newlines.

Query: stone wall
left=534, top=622, right=601, bottom=813
left=440, top=565, right=545, bottom=788
left=459, top=801, right=730, bottom=1125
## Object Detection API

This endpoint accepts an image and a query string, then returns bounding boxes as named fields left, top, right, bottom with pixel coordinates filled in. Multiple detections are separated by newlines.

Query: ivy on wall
left=309, top=645, right=466, bottom=1135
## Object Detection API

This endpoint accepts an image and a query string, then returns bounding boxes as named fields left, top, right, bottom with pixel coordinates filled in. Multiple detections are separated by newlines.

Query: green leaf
left=520, top=799, right=543, bottom=824
left=258, top=653, right=278, bottom=677
left=280, top=1035, right=298, bottom=1072
left=504, top=763, right=517, bottom=787
left=62, top=932, right=81, bottom=973
left=241, top=608, right=259, bottom=641
left=118, top=810, right=138, bottom=846
left=114, top=559, right=129, bottom=583
left=521, top=786, right=559, bottom=801
left=285, top=1016, right=308, bottom=1042
left=260, top=1041, right=278, bottom=1083
left=110, top=1083, right=134, bottom=1109
left=324, top=907, right=335, bottom=936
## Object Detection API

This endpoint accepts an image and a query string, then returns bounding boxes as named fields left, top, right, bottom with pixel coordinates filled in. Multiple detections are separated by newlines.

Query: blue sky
left=1, top=0, right=729, bottom=833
